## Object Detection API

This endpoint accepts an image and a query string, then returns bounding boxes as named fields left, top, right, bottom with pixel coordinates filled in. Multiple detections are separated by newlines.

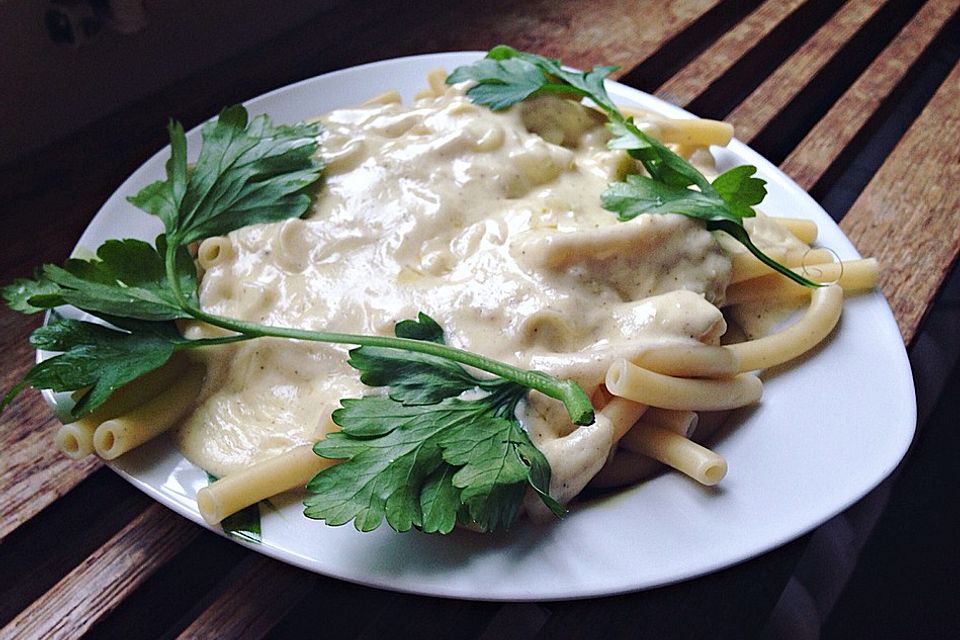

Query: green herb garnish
left=2, top=103, right=594, bottom=533
left=448, top=45, right=820, bottom=288
left=305, top=313, right=564, bottom=534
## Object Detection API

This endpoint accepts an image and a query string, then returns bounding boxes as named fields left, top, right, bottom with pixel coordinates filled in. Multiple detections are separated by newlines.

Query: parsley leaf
left=303, top=316, right=563, bottom=533
left=1, top=316, right=188, bottom=418
left=2, top=277, right=61, bottom=314
left=5, top=238, right=197, bottom=321
left=129, top=105, right=325, bottom=246
left=1, top=105, right=326, bottom=413
left=448, top=45, right=619, bottom=114
left=446, top=57, right=549, bottom=110
left=603, top=164, right=766, bottom=227
left=712, top=164, right=767, bottom=218
left=449, top=47, right=821, bottom=288
left=5, top=101, right=596, bottom=536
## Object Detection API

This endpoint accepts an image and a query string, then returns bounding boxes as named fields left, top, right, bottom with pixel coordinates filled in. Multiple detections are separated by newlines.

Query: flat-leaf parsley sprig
left=2, top=104, right=594, bottom=533
left=305, top=313, right=565, bottom=534
left=447, top=45, right=820, bottom=288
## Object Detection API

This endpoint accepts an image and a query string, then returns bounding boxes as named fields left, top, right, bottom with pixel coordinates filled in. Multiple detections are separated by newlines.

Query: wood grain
left=840, top=60, right=960, bottom=344
left=0, top=0, right=724, bottom=542
left=0, top=2, right=955, bottom=637
left=780, top=0, right=957, bottom=191
left=0, top=309, right=102, bottom=541
left=1, top=504, right=198, bottom=639
left=727, top=0, right=887, bottom=141
left=358, top=0, right=722, bottom=74
left=655, top=0, right=807, bottom=107
left=0, top=417, right=101, bottom=541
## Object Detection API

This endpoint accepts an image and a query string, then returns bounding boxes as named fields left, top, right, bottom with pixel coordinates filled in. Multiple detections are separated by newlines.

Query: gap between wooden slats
left=258, top=569, right=501, bottom=640
left=654, top=0, right=808, bottom=107
left=746, top=0, right=929, bottom=163
left=174, top=557, right=314, bottom=640
left=0, top=470, right=150, bottom=629
left=781, top=0, right=957, bottom=191
left=351, top=593, right=499, bottom=640
left=839, top=60, right=960, bottom=343
left=727, top=0, right=888, bottom=142
left=0, top=410, right=101, bottom=542
left=1, top=504, right=198, bottom=640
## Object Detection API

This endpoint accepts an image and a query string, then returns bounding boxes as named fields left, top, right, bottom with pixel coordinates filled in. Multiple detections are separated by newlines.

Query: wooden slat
left=176, top=557, right=315, bottom=640
left=0, top=419, right=101, bottom=541
left=727, top=0, right=887, bottom=141
left=781, top=0, right=956, bottom=190
left=1, top=5, right=955, bottom=638
left=378, top=0, right=722, bottom=73
left=1, top=504, right=198, bottom=639
left=655, top=0, right=807, bottom=107
left=0, top=310, right=103, bottom=540
left=840, top=60, right=960, bottom=344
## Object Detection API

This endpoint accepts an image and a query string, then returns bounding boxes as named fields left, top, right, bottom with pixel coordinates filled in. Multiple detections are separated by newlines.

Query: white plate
left=46, top=52, right=916, bottom=601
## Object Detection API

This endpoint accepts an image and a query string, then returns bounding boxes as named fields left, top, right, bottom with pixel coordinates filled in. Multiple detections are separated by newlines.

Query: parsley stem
left=164, top=243, right=595, bottom=426
left=205, top=308, right=593, bottom=425
left=176, top=334, right=254, bottom=349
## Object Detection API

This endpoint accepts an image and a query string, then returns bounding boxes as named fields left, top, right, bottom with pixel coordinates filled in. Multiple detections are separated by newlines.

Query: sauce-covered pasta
left=174, top=75, right=805, bottom=510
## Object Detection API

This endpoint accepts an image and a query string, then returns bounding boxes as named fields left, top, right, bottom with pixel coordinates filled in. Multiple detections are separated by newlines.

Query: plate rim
left=39, top=50, right=917, bottom=601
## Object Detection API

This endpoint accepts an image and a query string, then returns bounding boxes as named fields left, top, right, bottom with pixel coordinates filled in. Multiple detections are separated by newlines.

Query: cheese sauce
left=175, top=83, right=732, bottom=497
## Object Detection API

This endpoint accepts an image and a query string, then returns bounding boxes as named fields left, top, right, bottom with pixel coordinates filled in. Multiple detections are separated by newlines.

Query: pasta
left=606, top=362, right=763, bottom=411
left=55, top=354, right=190, bottom=459
left=51, top=67, right=879, bottom=530
left=198, top=444, right=337, bottom=525
left=726, top=285, right=843, bottom=372
left=725, top=257, right=879, bottom=305
left=620, top=421, right=727, bottom=486
left=93, top=364, right=204, bottom=460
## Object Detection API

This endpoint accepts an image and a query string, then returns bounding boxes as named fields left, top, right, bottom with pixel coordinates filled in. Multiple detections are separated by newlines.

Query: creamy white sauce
left=174, top=83, right=733, bottom=497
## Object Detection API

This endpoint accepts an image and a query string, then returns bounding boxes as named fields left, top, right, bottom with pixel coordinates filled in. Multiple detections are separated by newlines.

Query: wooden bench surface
left=2, top=1, right=957, bottom=637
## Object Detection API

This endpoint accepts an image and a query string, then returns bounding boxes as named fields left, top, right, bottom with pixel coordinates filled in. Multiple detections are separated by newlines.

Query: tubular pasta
left=632, top=344, right=740, bottom=378
left=620, top=422, right=727, bottom=485
left=197, top=236, right=234, bottom=270
left=93, top=364, right=205, bottom=460
left=55, top=421, right=98, bottom=460
left=658, top=118, right=734, bottom=147
left=729, top=247, right=836, bottom=284
left=771, top=217, right=819, bottom=244
left=725, top=258, right=878, bottom=305
left=729, top=247, right=787, bottom=284
left=606, top=360, right=763, bottom=411
left=727, top=284, right=843, bottom=372
left=619, top=107, right=734, bottom=147
left=628, top=408, right=699, bottom=439
left=55, top=354, right=190, bottom=459
left=591, top=408, right=706, bottom=488
left=198, top=444, right=338, bottom=525
left=598, top=396, right=649, bottom=442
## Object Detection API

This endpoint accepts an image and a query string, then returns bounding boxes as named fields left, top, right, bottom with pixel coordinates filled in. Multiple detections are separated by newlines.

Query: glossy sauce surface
left=175, top=83, right=732, bottom=494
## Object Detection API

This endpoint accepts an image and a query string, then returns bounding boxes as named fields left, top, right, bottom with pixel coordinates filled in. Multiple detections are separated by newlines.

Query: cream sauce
left=175, top=83, right=732, bottom=498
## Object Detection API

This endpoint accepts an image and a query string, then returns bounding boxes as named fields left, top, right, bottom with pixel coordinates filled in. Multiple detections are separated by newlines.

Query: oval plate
left=44, top=52, right=916, bottom=601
